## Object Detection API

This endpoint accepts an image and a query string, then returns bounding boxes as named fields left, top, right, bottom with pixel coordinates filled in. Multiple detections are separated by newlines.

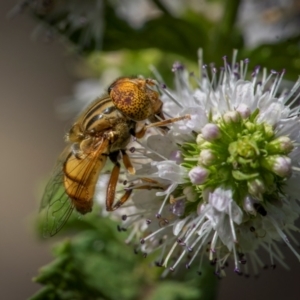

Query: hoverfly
left=40, top=77, right=189, bottom=237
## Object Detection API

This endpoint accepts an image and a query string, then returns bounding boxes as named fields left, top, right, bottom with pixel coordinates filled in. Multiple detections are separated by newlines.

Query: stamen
left=249, top=254, right=259, bottom=277
left=210, top=231, right=218, bottom=254
left=229, top=201, right=238, bottom=242
left=157, top=193, right=171, bottom=216
left=268, top=72, right=280, bottom=101
left=122, top=211, right=147, bottom=219
left=251, top=66, right=260, bottom=86
left=135, top=140, right=168, bottom=161
left=183, top=212, right=209, bottom=245
left=292, top=164, right=300, bottom=172
left=285, top=79, right=300, bottom=107
left=122, top=215, right=143, bottom=230
left=232, top=242, right=239, bottom=273
left=268, top=242, right=274, bottom=267
left=187, top=229, right=211, bottom=266
left=197, top=48, right=203, bottom=81
left=125, top=226, right=139, bottom=244
left=261, top=242, right=288, bottom=269
left=219, top=252, right=231, bottom=269
left=197, top=251, right=205, bottom=275
left=231, top=50, right=238, bottom=72
left=190, top=72, right=203, bottom=89
left=163, top=240, right=179, bottom=267
left=272, top=241, right=285, bottom=260
left=251, top=251, right=265, bottom=269
left=239, top=60, right=244, bottom=79
left=272, top=69, right=285, bottom=97
left=222, top=55, right=228, bottom=67
left=269, top=216, right=300, bottom=261
left=285, top=228, right=300, bottom=246
left=149, top=64, right=164, bottom=83
left=188, top=234, right=202, bottom=252
left=242, top=58, right=249, bottom=79
left=262, top=67, right=267, bottom=84
left=260, top=68, right=275, bottom=91
left=141, top=223, right=172, bottom=244
left=170, top=248, right=187, bottom=270
left=217, top=67, right=225, bottom=89
left=244, top=261, right=250, bottom=278
left=175, top=68, right=192, bottom=95
left=159, top=85, right=183, bottom=108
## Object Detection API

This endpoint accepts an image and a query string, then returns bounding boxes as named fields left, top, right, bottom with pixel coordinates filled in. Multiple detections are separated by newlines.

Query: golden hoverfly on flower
left=40, top=77, right=190, bottom=237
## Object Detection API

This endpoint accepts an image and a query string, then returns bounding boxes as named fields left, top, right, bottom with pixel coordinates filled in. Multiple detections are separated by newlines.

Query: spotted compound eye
left=108, top=77, right=161, bottom=121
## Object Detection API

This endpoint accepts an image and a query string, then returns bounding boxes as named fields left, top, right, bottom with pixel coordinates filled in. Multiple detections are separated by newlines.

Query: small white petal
left=258, top=102, right=284, bottom=125
left=230, top=201, right=243, bottom=225
left=232, top=81, right=254, bottom=108
left=173, top=218, right=188, bottom=236
left=155, top=161, right=187, bottom=183
left=209, top=188, right=233, bottom=212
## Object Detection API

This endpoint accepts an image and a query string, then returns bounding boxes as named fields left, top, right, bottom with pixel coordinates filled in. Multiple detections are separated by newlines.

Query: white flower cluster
left=116, top=50, right=300, bottom=277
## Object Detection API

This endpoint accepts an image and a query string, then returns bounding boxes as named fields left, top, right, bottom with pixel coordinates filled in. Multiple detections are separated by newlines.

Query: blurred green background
left=1, top=0, right=300, bottom=299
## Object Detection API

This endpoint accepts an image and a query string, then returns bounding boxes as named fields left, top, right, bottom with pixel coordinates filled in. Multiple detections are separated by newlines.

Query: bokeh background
left=1, top=0, right=300, bottom=299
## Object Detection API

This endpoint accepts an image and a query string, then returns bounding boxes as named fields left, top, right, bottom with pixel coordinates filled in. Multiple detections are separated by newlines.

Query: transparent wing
left=39, top=146, right=75, bottom=237
left=40, top=138, right=109, bottom=237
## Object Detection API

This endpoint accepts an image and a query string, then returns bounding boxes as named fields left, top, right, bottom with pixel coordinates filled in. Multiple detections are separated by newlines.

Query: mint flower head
left=118, top=50, right=300, bottom=277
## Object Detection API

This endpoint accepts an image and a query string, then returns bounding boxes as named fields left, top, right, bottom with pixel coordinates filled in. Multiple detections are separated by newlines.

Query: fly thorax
left=109, top=120, right=134, bottom=152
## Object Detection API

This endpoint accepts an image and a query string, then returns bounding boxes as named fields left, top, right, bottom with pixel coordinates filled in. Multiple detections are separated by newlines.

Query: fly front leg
left=135, top=114, right=191, bottom=138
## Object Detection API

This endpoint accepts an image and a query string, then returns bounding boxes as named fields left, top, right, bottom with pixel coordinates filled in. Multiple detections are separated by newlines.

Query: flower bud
left=198, top=149, right=215, bottom=166
left=223, top=111, right=240, bottom=123
left=244, top=121, right=255, bottom=131
left=183, top=186, right=197, bottom=202
left=202, top=123, right=221, bottom=141
left=196, top=134, right=205, bottom=146
left=247, top=178, right=265, bottom=198
left=262, top=155, right=292, bottom=178
left=263, top=123, right=274, bottom=139
left=188, top=166, right=209, bottom=185
left=243, top=196, right=256, bottom=215
left=267, top=136, right=294, bottom=154
left=236, top=104, right=251, bottom=119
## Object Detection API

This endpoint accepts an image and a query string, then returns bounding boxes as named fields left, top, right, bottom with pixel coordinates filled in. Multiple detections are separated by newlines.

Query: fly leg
left=135, top=114, right=190, bottom=138
left=109, top=180, right=164, bottom=212
left=106, top=151, right=122, bottom=211
left=106, top=150, right=136, bottom=211
left=106, top=152, right=165, bottom=211
left=121, top=149, right=135, bottom=175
